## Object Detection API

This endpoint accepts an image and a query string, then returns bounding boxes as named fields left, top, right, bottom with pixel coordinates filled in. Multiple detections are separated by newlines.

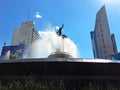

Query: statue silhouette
left=57, top=24, right=64, bottom=36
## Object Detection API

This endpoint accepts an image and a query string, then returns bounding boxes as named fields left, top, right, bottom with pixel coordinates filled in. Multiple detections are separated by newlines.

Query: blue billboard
left=1, top=44, right=27, bottom=59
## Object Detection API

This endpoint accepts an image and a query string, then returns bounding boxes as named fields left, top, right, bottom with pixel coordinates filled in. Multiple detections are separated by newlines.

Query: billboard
left=1, top=44, right=27, bottom=59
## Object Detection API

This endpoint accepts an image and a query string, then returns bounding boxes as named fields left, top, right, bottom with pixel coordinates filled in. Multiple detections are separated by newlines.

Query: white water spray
left=25, top=26, right=78, bottom=58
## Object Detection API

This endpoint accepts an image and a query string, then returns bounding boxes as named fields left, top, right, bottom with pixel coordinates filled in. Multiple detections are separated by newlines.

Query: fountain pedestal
left=48, top=52, right=72, bottom=58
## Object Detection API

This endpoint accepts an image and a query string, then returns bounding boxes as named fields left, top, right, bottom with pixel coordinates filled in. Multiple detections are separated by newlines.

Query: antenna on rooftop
left=27, top=10, right=30, bottom=21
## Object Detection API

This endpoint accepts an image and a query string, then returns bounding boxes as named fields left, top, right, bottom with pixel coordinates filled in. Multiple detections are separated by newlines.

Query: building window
left=102, top=38, right=104, bottom=43
left=103, top=45, right=105, bottom=49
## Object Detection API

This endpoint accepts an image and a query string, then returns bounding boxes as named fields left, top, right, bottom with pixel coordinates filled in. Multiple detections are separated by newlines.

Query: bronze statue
left=57, top=24, right=64, bottom=36
left=56, top=24, right=67, bottom=38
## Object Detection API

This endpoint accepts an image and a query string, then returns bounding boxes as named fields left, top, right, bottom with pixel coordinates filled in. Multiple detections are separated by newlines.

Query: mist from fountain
left=25, top=26, right=78, bottom=58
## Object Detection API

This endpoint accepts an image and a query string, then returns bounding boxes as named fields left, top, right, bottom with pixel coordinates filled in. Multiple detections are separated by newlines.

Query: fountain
left=28, top=24, right=78, bottom=58
left=48, top=24, right=73, bottom=58
left=0, top=23, right=120, bottom=87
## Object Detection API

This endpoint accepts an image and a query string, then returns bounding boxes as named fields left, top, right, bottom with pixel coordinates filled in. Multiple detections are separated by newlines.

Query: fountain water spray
left=25, top=25, right=78, bottom=58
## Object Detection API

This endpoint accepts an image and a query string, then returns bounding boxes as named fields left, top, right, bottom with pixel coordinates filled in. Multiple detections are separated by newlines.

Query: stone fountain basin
left=0, top=58, right=120, bottom=82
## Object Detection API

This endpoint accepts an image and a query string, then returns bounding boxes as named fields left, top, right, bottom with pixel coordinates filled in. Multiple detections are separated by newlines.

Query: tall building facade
left=90, top=6, right=118, bottom=59
left=1, top=21, right=39, bottom=59
left=11, top=21, right=39, bottom=46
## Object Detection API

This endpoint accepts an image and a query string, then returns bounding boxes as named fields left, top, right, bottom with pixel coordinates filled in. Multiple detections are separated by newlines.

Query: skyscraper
left=0, top=21, right=39, bottom=59
left=11, top=21, right=39, bottom=46
left=90, top=6, right=118, bottom=59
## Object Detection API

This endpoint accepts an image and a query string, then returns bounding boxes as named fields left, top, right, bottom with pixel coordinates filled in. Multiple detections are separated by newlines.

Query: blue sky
left=0, top=0, right=120, bottom=58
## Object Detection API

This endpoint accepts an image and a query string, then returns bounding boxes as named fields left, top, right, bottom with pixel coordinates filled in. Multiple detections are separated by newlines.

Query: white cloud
left=35, top=12, right=42, bottom=19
